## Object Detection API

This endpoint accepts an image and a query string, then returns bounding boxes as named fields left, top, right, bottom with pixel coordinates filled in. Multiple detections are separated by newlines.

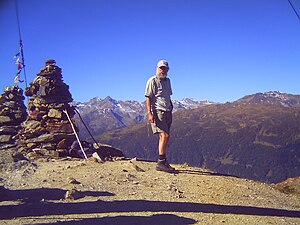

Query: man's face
left=157, top=66, right=169, bottom=76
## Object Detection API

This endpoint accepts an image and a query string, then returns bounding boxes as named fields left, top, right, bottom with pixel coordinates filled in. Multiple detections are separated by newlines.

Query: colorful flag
left=14, top=74, right=24, bottom=83
left=14, top=52, right=20, bottom=58
left=16, top=57, right=22, bottom=71
left=13, top=51, right=23, bottom=83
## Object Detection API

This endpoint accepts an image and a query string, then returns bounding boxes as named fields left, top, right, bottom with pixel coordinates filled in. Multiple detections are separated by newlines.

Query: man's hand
left=146, top=97, right=154, bottom=123
left=148, top=112, right=154, bottom=123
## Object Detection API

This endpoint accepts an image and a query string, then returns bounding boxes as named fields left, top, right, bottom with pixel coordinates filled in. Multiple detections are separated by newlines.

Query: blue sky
left=1, top=0, right=300, bottom=103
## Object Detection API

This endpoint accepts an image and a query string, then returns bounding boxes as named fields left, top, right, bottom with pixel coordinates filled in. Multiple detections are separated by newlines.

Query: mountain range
left=73, top=91, right=300, bottom=183
left=74, top=96, right=214, bottom=139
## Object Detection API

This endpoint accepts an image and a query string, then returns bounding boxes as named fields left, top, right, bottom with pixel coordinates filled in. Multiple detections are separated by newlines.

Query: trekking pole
left=74, top=108, right=105, bottom=161
left=74, top=108, right=100, bottom=148
left=63, top=109, right=88, bottom=159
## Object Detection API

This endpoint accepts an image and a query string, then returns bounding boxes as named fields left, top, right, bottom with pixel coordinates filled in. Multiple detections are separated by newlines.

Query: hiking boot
left=156, top=160, right=176, bottom=173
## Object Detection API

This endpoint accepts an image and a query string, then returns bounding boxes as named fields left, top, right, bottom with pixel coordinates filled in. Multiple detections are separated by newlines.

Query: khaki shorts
left=151, top=110, right=172, bottom=134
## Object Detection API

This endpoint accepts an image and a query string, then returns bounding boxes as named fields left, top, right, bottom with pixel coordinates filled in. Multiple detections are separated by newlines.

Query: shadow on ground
left=34, top=214, right=197, bottom=225
left=176, top=169, right=238, bottom=177
left=0, top=186, right=114, bottom=203
left=0, top=187, right=299, bottom=220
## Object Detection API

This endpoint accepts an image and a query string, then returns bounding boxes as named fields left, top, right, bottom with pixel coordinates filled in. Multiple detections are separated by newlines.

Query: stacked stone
left=18, top=60, right=77, bottom=157
left=0, top=86, right=27, bottom=149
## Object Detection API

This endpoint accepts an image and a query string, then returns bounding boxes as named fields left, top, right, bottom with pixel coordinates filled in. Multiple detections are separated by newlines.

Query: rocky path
left=0, top=156, right=299, bottom=224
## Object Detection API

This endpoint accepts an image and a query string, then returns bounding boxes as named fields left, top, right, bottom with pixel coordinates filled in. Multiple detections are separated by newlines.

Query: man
left=145, top=59, right=175, bottom=173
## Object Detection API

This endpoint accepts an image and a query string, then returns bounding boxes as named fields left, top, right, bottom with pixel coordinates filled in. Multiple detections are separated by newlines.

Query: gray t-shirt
left=145, top=75, right=173, bottom=111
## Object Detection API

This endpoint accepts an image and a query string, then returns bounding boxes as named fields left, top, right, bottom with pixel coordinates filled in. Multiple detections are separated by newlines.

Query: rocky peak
left=73, top=96, right=215, bottom=140
left=235, top=91, right=300, bottom=107
left=173, top=98, right=215, bottom=110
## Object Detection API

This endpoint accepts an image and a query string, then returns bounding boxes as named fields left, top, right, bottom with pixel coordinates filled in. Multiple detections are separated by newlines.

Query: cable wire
left=15, top=0, right=28, bottom=88
left=288, top=0, right=300, bottom=22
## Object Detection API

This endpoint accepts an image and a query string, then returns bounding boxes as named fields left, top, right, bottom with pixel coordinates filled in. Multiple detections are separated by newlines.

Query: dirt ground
left=0, top=151, right=299, bottom=225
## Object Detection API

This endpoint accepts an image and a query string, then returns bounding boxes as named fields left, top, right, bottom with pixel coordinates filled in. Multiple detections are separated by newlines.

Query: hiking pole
left=74, top=108, right=101, bottom=148
left=63, top=109, right=88, bottom=159
left=73, top=108, right=105, bottom=161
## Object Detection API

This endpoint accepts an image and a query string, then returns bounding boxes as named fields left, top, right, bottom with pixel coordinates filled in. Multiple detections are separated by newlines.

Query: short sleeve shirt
left=145, top=75, right=173, bottom=111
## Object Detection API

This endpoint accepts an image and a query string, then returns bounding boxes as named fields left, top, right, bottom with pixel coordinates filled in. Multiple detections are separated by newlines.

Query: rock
left=28, top=110, right=45, bottom=120
left=45, top=121, right=73, bottom=134
left=64, top=189, right=82, bottom=200
left=22, top=133, right=74, bottom=144
left=0, top=134, right=12, bottom=143
left=129, top=160, right=145, bottom=172
left=68, top=177, right=81, bottom=184
left=24, top=120, right=42, bottom=130
left=48, top=108, right=62, bottom=118
left=94, top=144, right=124, bottom=160
left=0, top=126, right=19, bottom=135
left=86, top=157, right=98, bottom=163
left=92, top=152, right=104, bottom=163
left=0, top=143, right=17, bottom=149
left=0, top=116, right=11, bottom=124
left=26, top=143, right=38, bottom=148
left=26, top=151, right=40, bottom=160
left=57, top=138, right=72, bottom=149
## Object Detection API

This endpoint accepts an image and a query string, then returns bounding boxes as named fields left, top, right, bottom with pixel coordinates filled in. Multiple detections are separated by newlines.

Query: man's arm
left=146, top=97, right=154, bottom=123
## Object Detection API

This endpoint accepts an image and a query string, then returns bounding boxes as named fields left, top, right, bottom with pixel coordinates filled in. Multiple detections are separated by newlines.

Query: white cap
left=157, top=60, right=169, bottom=68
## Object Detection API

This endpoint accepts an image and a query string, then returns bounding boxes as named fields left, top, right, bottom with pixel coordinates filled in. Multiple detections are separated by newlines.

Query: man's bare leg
left=158, top=132, right=169, bottom=155
left=156, top=132, right=175, bottom=172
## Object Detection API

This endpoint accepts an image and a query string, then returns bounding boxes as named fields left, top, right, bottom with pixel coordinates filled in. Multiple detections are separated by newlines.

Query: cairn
left=18, top=60, right=77, bottom=157
left=0, top=85, right=27, bottom=149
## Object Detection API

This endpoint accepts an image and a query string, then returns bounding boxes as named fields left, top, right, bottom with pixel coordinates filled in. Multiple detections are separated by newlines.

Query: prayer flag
left=13, top=51, right=23, bottom=83
left=14, top=74, right=24, bottom=83
left=14, top=52, right=20, bottom=58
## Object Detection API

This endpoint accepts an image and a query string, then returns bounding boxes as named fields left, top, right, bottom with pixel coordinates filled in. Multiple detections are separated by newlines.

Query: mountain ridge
left=74, top=91, right=300, bottom=141
left=85, top=91, right=300, bottom=183
left=73, top=96, right=215, bottom=139
left=235, top=91, right=300, bottom=106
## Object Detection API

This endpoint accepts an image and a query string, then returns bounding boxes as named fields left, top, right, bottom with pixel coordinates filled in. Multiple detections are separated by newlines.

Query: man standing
left=145, top=60, right=175, bottom=173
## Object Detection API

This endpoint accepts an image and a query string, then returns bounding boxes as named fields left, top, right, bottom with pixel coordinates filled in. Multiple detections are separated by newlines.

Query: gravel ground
left=0, top=152, right=299, bottom=225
